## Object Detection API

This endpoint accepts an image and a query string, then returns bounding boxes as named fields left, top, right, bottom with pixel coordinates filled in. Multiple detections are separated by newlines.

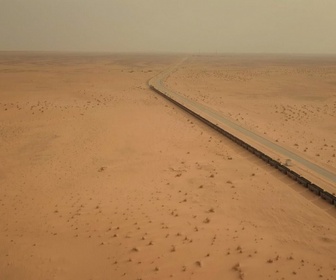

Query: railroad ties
left=149, top=85, right=336, bottom=208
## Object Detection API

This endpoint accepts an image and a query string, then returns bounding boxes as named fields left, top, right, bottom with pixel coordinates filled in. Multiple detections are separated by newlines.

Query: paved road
left=149, top=58, right=336, bottom=186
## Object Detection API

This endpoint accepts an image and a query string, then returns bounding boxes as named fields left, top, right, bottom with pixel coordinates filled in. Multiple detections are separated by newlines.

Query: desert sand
left=0, top=53, right=336, bottom=280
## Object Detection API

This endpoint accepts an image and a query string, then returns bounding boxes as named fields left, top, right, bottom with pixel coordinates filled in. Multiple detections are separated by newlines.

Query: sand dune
left=0, top=53, right=335, bottom=280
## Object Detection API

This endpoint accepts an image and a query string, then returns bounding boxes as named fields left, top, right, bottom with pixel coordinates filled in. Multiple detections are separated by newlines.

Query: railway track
left=148, top=58, right=336, bottom=208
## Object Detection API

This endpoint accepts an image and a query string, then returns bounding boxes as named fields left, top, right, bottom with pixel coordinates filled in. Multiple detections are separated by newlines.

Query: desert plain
left=0, top=52, right=336, bottom=280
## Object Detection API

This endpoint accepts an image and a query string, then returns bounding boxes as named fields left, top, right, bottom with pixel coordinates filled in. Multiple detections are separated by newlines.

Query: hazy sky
left=1, top=0, right=336, bottom=53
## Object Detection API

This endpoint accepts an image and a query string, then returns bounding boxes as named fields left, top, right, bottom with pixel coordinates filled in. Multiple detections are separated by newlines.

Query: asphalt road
left=149, top=58, right=336, bottom=186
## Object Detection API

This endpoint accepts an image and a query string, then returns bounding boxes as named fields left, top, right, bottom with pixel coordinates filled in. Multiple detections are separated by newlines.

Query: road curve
left=149, top=57, right=336, bottom=187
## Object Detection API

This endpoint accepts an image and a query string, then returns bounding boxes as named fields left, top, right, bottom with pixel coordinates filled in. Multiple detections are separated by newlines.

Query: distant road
left=149, top=57, right=336, bottom=187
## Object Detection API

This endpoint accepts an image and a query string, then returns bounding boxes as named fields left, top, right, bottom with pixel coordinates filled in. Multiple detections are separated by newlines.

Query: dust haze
left=2, top=1, right=336, bottom=279
left=1, top=0, right=336, bottom=54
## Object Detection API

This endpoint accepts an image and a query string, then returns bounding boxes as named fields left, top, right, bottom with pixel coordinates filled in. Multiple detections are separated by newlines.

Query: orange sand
left=0, top=53, right=335, bottom=280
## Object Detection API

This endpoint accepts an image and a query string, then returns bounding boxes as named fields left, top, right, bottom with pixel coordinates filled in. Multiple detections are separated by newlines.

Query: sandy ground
left=166, top=55, right=336, bottom=177
left=0, top=53, right=336, bottom=280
